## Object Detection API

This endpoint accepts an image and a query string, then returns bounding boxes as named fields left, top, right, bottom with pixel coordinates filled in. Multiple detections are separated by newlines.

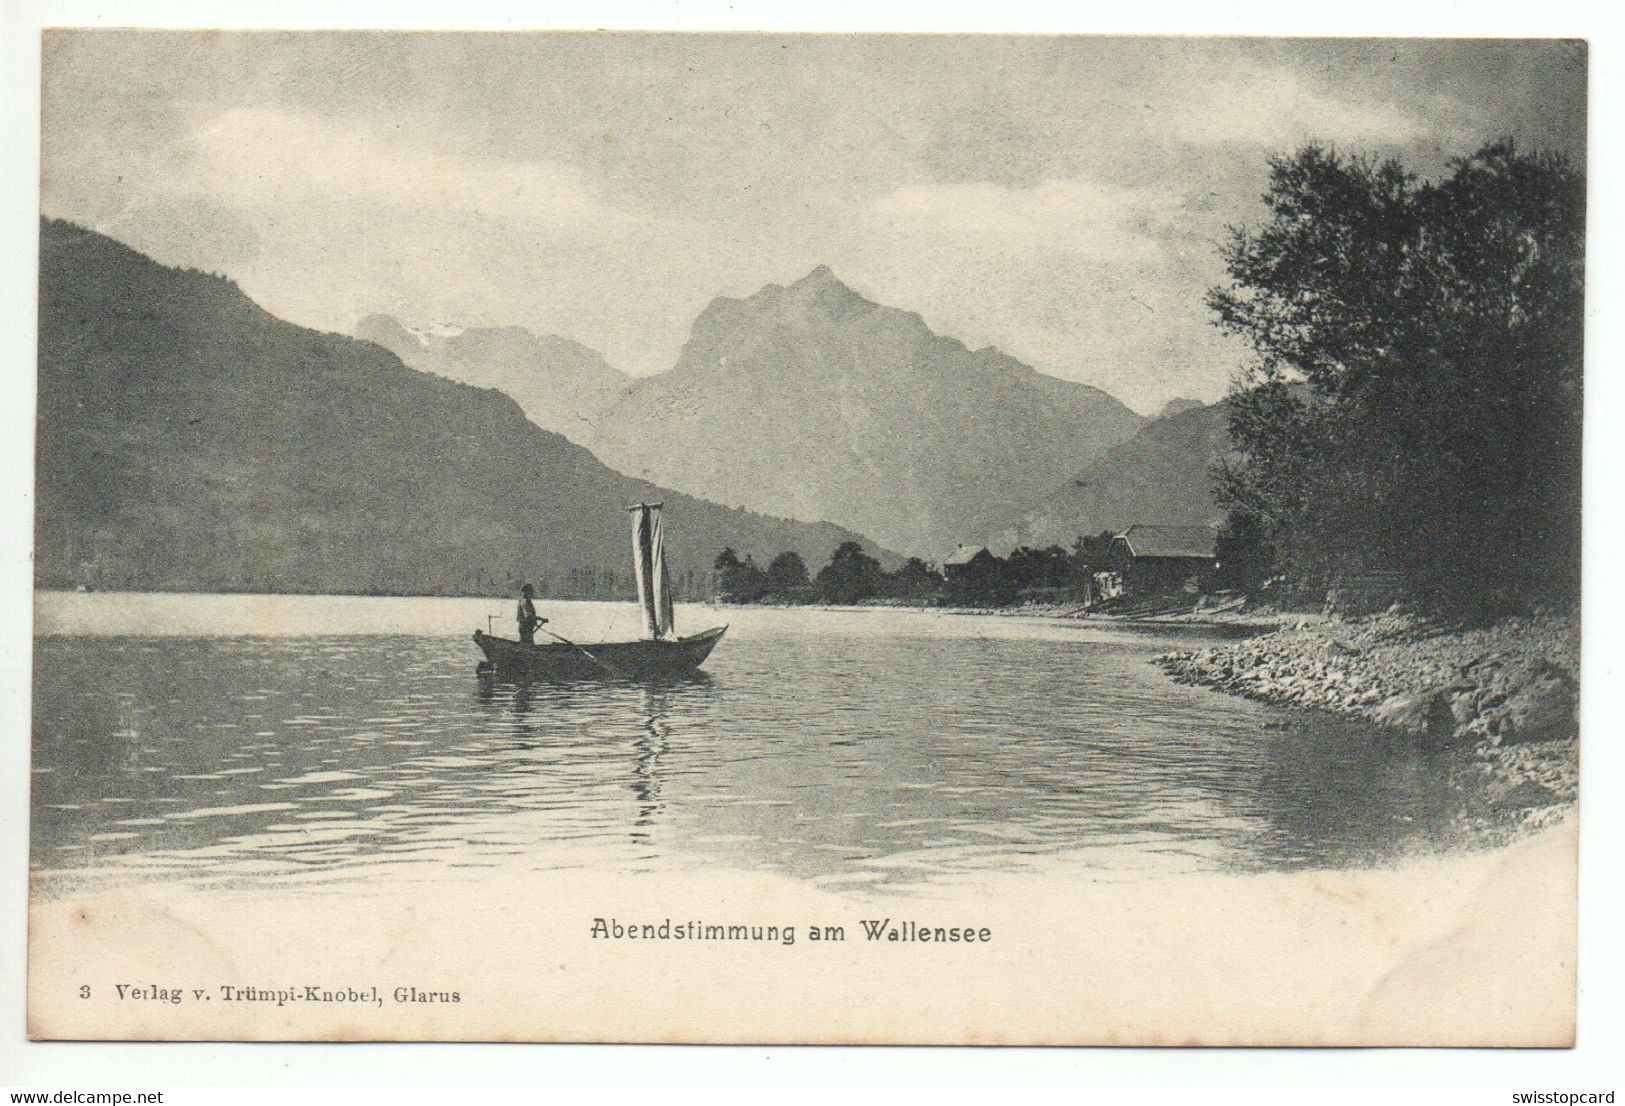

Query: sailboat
left=472, top=502, right=728, bottom=680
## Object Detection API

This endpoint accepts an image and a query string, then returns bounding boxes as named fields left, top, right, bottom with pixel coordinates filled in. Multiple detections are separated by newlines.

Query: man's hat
left=521, top=583, right=535, bottom=596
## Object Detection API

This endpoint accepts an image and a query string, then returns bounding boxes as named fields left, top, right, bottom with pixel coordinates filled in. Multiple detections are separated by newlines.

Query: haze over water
left=33, top=594, right=1518, bottom=899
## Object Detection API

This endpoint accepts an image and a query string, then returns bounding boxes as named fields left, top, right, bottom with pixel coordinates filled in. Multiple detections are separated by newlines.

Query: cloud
left=184, top=107, right=642, bottom=240
left=918, top=102, right=1053, bottom=188
left=70, top=105, right=727, bottom=375
left=841, top=174, right=1238, bottom=412
left=40, top=33, right=1575, bottom=416
left=866, top=176, right=1185, bottom=267
left=1169, top=64, right=1430, bottom=148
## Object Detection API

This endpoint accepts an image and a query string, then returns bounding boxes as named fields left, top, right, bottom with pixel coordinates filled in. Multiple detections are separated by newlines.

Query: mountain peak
left=1158, top=397, right=1205, bottom=419
left=356, top=313, right=628, bottom=447
left=39, top=219, right=883, bottom=595
left=593, top=267, right=1144, bottom=556
left=778, top=265, right=880, bottom=320
left=794, top=264, right=840, bottom=287
left=787, top=264, right=867, bottom=302
left=356, top=314, right=469, bottom=348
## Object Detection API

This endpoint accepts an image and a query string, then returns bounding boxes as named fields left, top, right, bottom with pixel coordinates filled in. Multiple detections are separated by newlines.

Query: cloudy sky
left=41, top=33, right=1585, bottom=412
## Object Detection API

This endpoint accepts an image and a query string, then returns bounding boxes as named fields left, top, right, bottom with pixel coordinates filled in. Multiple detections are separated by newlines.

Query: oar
left=539, top=625, right=629, bottom=678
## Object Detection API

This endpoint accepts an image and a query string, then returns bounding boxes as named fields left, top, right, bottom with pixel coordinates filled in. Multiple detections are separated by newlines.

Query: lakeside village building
left=1107, top=524, right=1218, bottom=597
left=941, top=523, right=1219, bottom=605
left=942, top=543, right=1000, bottom=583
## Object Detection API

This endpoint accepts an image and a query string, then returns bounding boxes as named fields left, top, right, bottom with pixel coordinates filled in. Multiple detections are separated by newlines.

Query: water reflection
left=31, top=606, right=1522, bottom=898
left=474, top=675, right=687, bottom=844
left=632, top=687, right=672, bottom=839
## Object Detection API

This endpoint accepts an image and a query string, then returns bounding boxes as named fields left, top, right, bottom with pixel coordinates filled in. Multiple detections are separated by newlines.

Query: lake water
left=32, top=592, right=1521, bottom=899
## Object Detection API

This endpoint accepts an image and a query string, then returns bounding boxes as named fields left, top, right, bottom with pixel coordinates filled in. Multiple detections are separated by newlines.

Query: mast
left=628, top=502, right=675, bottom=641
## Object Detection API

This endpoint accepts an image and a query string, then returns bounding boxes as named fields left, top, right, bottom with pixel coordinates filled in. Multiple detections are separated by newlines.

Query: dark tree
left=945, top=548, right=1013, bottom=607
left=714, top=547, right=768, bottom=602
left=885, top=556, right=946, bottom=603
left=1210, top=510, right=1276, bottom=594
left=1070, top=531, right=1118, bottom=574
left=1208, top=139, right=1583, bottom=617
left=1004, top=546, right=1073, bottom=592
left=766, top=550, right=810, bottom=593
left=814, top=541, right=886, bottom=604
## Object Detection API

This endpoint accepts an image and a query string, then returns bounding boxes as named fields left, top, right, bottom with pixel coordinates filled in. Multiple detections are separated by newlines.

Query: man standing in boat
left=516, top=583, right=548, bottom=645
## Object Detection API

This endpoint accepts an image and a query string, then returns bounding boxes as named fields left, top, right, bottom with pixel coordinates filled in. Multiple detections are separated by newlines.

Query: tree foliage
left=766, top=550, right=810, bottom=592
left=886, top=557, right=945, bottom=602
left=1071, top=531, right=1118, bottom=568
left=714, top=547, right=769, bottom=602
left=1208, top=139, right=1583, bottom=617
left=814, top=540, right=887, bottom=604
left=714, top=537, right=1121, bottom=608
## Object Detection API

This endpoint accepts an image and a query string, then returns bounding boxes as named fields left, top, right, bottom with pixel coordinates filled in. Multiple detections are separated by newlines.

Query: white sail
left=629, top=502, right=675, bottom=641
left=651, top=508, right=675, bottom=639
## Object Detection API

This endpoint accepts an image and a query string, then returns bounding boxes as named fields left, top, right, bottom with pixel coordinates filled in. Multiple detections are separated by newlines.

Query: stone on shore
left=1370, top=689, right=1456, bottom=739
left=1156, top=609, right=1579, bottom=814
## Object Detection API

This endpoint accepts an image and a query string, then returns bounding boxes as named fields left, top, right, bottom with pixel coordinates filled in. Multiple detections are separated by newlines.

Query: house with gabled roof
left=942, top=543, right=991, bottom=567
left=1110, top=524, right=1218, bottom=596
left=940, top=543, right=1003, bottom=598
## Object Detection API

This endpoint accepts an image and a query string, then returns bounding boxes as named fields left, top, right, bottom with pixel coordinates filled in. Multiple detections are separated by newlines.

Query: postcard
left=27, top=31, right=1582, bottom=1044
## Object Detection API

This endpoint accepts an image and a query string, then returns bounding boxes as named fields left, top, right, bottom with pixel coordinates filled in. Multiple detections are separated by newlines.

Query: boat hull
left=472, top=625, right=727, bottom=681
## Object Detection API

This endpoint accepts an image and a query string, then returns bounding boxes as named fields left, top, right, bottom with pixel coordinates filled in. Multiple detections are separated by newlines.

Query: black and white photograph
left=21, top=27, right=1587, bottom=1048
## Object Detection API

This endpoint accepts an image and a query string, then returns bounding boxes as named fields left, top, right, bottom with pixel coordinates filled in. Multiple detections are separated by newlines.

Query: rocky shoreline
left=1157, top=610, right=1579, bottom=826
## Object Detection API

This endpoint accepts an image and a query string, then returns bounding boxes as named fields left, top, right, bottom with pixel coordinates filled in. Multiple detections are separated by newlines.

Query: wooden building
left=1110, top=524, right=1218, bottom=596
left=941, top=544, right=996, bottom=582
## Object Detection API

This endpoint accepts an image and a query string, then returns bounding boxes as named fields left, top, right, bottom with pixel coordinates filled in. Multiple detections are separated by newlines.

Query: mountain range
left=34, top=219, right=889, bottom=598
left=586, top=266, right=1146, bottom=558
left=980, top=398, right=1232, bottom=551
left=355, top=315, right=629, bottom=448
